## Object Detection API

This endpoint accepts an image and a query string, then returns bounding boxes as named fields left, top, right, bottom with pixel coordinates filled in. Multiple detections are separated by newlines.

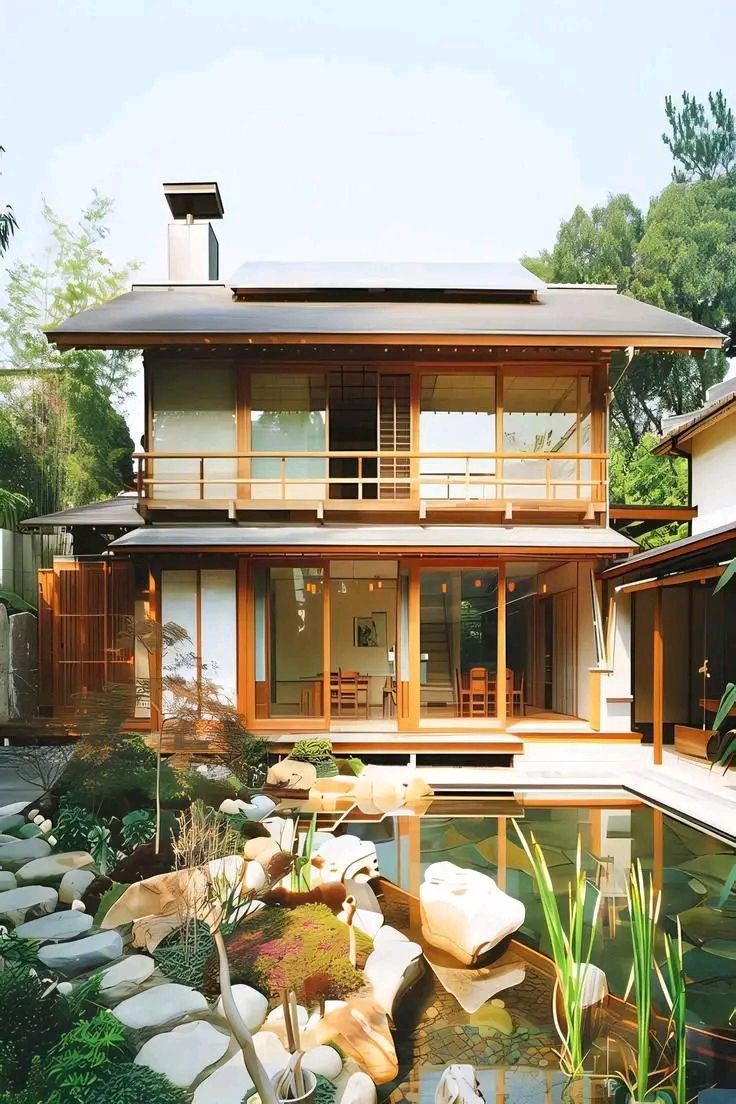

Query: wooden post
left=653, top=586, right=664, bottom=766
left=497, top=563, right=507, bottom=727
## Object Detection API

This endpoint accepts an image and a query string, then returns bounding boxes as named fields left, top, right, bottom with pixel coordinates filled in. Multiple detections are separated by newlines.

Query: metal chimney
left=163, top=182, right=224, bottom=281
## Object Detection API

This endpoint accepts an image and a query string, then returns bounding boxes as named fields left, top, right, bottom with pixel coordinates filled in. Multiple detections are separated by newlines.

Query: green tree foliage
left=608, top=428, right=689, bottom=548
left=663, top=90, right=736, bottom=182
left=0, top=194, right=137, bottom=517
left=0, top=146, right=18, bottom=258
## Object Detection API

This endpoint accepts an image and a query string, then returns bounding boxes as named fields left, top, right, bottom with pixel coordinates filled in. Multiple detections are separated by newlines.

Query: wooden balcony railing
left=133, top=450, right=608, bottom=515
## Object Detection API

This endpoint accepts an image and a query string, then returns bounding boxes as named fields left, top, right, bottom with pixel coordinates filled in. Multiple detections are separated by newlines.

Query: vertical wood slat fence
left=38, top=560, right=135, bottom=717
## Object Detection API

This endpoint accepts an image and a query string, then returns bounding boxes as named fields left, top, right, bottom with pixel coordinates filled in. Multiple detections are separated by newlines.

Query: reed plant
left=657, top=918, right=686, bottom=1104
left=514, top=823, right=601, bottom=1077
left=623, top=861, right=661, bottom=1102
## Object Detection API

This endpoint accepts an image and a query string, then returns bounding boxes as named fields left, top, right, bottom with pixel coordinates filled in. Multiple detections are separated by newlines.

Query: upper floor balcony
left=138, top=357, right=608, bottom=522
left=134, top=446, right=607, bottom=519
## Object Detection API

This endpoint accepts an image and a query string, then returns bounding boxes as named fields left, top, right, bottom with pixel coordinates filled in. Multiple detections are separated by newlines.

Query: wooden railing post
left=653, top=586, right=664, bottom=765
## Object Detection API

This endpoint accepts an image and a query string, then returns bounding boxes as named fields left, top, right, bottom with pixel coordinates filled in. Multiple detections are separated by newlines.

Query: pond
left=339, top=794, right=736, bottom=1102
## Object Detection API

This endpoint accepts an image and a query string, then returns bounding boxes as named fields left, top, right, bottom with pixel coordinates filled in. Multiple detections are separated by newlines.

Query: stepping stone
left=15, top=909, right=93, bottom=942
left=0, top=838, right=51, bottom=871
left=113, top=983, right=208, bottom=1029
left=214, top=983, right=268, bottom=1031
left=0, top=871, right=17, bottom=892
left=0, top=884, right=58, bottom=926
left=16, top=851, right=94, bottom=886
left=99, top=954, right=156, bottom=1004
left=135, top=1020, right=231, bottom=1088
left=38, top=930, right=123, bottom=976
left=0, top=815, right=25, bottom=835
left=193, top=1052, right=254, bottom=1104
left=59, top=868, right=96, bottom=904
left=0, top=801, right=28, bottom=818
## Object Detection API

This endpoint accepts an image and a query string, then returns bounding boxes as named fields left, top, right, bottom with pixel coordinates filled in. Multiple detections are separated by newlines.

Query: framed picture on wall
left=354, top=612, right=387, bottom=648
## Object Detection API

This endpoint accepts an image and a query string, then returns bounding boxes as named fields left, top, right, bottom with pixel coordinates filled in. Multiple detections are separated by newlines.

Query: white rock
left=303, top=1044, right=343, bottom=1080
left=47, top=835, right=57, bottom=847
left=575, top=962, right=608, bottom=1007
left=26, top=809, right=39, bottom=821
left=264, top=1002, right=309, bottom=1045
left=215, top=983, right=268, bottom=1031
left=38, top=929, right=123, bottom=976
left=15, top=909, right=93, bottom=942
left=193, top=1052, right=254, bottom=1104
left=364, top=928, right=424, bottom=1016
left=33, top=814, right=45, bottom=825
left=218, top=798, right=242, bottom=816
left=71, top=899, right=86, bottom=912
left=244, top=860, right=267, bottom=893
left=420, top=861, right=525, bottom=966
left=0, top=871, right=16, bottom=892
left=253, top=1030, right=290, bottom=1074
left=16, top=851, right=94, bottom=886
left=99, top=954, right=156, bottom=1003
left=315, top=835, right=379, bottom=884
left=0, top=838, right=51, bottom=871
left=113, top=982, right=209, bottom=1028
left=39, top=819, right=52, bottom=834
left=59, top=868, right=96, bottom=904
left=340, top=879, right=384, bottom=939
left=135, top=1020, right=230, bottom=1089
left=0, top=884, right=57, bottom=925
left=427, top=958, right=525, bottom=1015
left=57, top=981, right=73, bottom=996
left=435, top=1065, right=485, bottom=1104
left=339, top=1072, right=377, bottom=1104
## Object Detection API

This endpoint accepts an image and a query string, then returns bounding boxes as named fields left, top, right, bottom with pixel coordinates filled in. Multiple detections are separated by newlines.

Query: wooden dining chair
left=454, top=667, right=471, bottom=717
left=506, top=668, right=524, bottom=716
left=468, top=666, right=489, bottom=717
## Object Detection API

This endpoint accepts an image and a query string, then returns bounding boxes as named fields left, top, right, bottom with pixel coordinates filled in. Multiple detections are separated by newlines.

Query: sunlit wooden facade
left=34, top=246, right=722, bottom=753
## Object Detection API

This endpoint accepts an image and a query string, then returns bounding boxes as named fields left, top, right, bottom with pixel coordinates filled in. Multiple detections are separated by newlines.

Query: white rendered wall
left=690, top=412, right=736, bottom=534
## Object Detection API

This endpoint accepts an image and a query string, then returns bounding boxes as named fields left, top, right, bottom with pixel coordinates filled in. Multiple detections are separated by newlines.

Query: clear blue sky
left=2, top=0, right=735, bottom=438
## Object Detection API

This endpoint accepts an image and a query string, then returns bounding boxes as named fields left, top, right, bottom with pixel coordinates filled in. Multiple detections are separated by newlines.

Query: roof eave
left=651, top=393, right=736, bottom=456
left=45, top=329, right=725, bottom=353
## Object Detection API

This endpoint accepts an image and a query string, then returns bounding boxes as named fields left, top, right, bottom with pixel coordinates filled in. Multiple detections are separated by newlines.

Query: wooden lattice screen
left=38, top=559, right=135, bottom=716
left=378, top=373, right=411, bottom=499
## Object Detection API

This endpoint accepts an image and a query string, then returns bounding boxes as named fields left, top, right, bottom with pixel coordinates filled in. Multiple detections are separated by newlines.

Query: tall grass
left=624, top=861, right=661, bottom=1101
left=658, top=918, right=686, bottom=1104
left=514, top=822, right=601, bottom=1077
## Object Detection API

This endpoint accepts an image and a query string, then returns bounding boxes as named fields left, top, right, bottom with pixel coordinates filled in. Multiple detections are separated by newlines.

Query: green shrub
left=314, top=1073, right=338, bottom=1104
left=120, top=809, right=155, bottom=851
left=336, top=757, right=365, bottom=776
left=56, top=733, right=191, bottom=815
left=184, top=770, right=242, bottom=810
left=37, top=1009, right=132, bottom=1103
left=93, top=882, right=128, bottom=926
left=153, top=920, right=214, bottom=987
left=203, top=903, right=369, bottom=1003
left=55, top=803, right=101, bottom=851
left=290, top=738, right=338, bottom=778
left=0, top=967, right=79, bottom=1088
left=85, top=1062, right=187, bottom=1104
left=291, top=738, right=333, bottom=763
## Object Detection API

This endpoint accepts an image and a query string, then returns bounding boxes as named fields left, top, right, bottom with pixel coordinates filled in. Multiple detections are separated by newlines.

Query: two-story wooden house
left=27, top=183, right=722, bottom=759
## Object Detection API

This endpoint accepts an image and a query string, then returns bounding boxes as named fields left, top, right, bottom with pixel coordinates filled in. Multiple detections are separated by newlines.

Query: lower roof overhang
left=109, top=523, right=635, bottom=557
left=600, top=520, right=736, bottom=587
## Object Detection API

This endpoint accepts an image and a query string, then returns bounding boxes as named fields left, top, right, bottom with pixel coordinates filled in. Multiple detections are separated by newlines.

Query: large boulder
left=339, top=1072, right=377, bottom=1104
left=266, top=758, right=317, bottom=791
left=304, top=997, right=397, bottom=1085
left=135, top=1020, right=230, bottom=1089
left=0, top=884, right=57, bottom=926
left=364, top=925, right=424, bottom=1017
left=38, top=930, right=124, bottom=976
left=420, top=861, right=525, bottom=966
left=314, top=835, right=379, bottom=884
left=59, top=868, right=97, bottom=904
